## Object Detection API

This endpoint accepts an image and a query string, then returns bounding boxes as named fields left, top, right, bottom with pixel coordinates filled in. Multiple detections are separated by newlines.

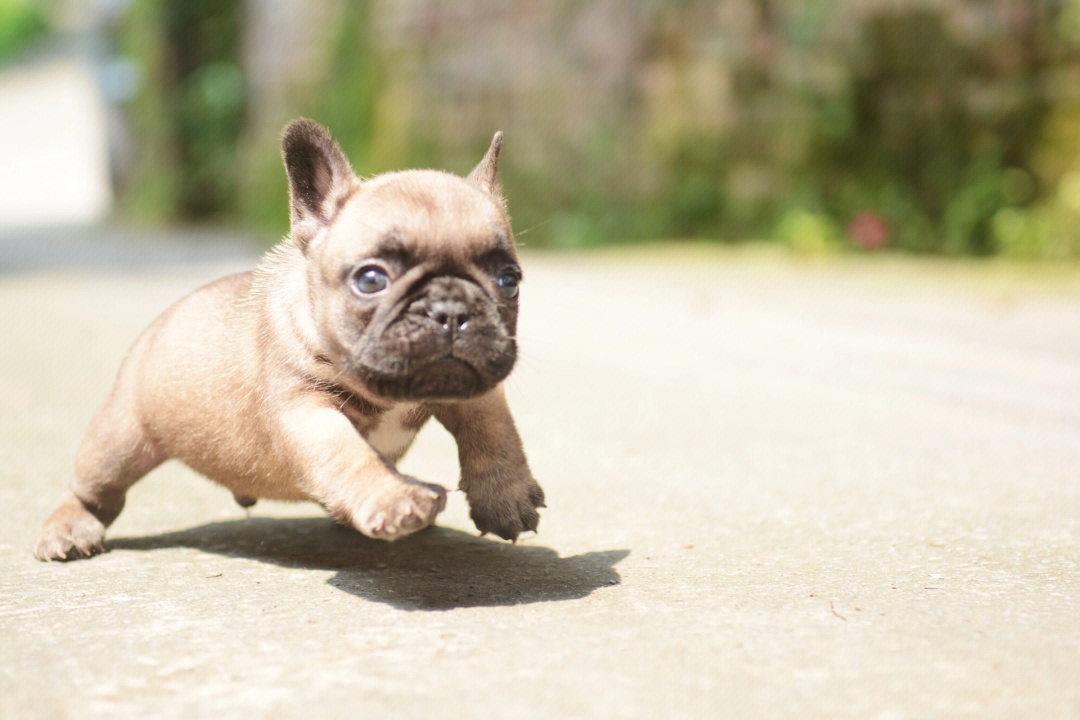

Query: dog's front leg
left=435, top=386, right=545, bottom=541
left=276, top=397, right=446, bottom=540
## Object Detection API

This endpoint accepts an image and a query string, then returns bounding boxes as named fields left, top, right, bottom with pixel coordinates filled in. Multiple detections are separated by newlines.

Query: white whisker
left=513, top=217, right=553, bottom=238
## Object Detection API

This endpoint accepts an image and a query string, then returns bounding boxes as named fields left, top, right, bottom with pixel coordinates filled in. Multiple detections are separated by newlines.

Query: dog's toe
left=33, top=494, right=107, bottom=562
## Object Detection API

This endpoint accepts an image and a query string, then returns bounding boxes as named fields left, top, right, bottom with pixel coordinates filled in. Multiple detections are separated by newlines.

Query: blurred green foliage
left=119, top=1, right=245, bottom=221
left=237, top=2, right=387, bottom=234
left=796, top=8, right=1059, bottom=255
left=0, top=0, right=46, bottom=64
left=113, top=1, right=1080, bottom=256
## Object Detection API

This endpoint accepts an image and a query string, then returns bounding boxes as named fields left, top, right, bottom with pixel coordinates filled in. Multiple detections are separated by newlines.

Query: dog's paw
left=33, top=493, right=108, bottom=561
left=468, top=474, right=545, bottom=542
left=352, top=476, right=447, bottom=541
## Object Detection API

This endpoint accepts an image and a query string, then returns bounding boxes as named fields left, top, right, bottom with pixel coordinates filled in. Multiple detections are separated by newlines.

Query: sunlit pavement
left=1, top=232, right=1078, bottom=719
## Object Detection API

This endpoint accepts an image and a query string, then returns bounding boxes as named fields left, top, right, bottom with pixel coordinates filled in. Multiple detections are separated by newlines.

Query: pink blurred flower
left=848, top=212, right=890, bottom=250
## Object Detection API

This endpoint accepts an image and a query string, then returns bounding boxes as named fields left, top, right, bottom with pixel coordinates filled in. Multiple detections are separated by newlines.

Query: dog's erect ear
left=467, top=131, right=503, bottom=198
left=281, top=119, right=355, bottom=249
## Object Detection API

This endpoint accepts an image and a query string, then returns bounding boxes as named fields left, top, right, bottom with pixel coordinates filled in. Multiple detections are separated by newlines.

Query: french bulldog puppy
left=34, top=119, right=544, bottom=561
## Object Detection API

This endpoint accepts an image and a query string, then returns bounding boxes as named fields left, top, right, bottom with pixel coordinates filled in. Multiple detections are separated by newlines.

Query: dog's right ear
left=281, top=119, right=356, bottom=250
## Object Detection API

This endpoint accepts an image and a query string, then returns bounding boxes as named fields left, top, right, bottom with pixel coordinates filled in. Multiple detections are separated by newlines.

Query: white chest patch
left=365, top=403, right=422, bottom=462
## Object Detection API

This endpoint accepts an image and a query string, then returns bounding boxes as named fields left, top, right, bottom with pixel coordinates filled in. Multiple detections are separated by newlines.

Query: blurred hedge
left=114, top=1, right=1080, bottom=256
left=0, top=0, right=46, bottom=63
left=118, top=1, right=245, bottom=221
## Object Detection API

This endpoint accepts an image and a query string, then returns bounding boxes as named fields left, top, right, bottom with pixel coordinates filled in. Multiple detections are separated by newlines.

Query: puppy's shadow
left=109, top=517, right=628, bottom=611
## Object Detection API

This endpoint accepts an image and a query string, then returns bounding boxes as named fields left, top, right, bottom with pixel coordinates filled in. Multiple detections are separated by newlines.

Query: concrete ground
left=1, top=230, right=1078, bottom=719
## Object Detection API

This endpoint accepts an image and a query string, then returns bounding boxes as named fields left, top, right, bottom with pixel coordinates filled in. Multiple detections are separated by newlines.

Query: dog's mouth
left=353, top=353, right=507, bottom=400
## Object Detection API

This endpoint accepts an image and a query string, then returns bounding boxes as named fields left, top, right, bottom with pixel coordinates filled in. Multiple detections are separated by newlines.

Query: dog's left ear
left=467, top=131, right=503, bottom=198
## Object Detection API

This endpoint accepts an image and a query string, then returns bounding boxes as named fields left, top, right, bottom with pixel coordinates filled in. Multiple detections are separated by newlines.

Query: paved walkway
left=1, top=236, right=1078, bottom=719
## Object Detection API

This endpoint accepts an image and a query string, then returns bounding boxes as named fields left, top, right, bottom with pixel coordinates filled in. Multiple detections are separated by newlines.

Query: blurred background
left=3, top=0, right=1080, bottom=256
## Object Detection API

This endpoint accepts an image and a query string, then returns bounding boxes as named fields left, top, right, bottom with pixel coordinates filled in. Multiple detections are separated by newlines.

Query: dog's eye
left=351, top=266, right=389, bottom=295
left=496, top=271, right=520, bottom=299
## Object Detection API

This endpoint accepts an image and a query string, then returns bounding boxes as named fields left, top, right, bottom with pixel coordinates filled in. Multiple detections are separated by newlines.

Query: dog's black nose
left=426, top=299, right=471, bottom=330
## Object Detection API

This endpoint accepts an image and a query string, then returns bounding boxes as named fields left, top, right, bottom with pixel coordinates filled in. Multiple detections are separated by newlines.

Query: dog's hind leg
left=33, top=384, right=164, bottom=561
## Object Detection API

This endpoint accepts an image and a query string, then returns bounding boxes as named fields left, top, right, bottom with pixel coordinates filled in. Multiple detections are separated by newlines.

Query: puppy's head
left=281, top=119, right=520, bottom=401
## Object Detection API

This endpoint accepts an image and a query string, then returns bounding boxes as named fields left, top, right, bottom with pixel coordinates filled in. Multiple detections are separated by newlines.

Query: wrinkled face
left=310, top=171, right=520, bottom=400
